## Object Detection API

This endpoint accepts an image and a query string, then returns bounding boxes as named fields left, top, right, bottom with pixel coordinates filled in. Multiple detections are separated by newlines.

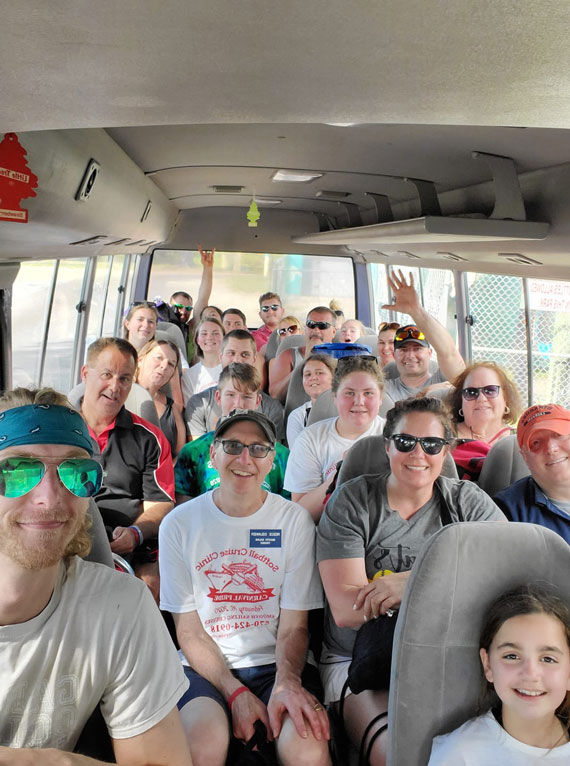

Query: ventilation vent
left=399, top=251, right=420, bottom=259
left=498, top=252, right=543, bottom=266
left=316, top=190, right=350, bottom=199
left=438, top=252, right=467, bottom=262
left=212, top=185, right=244, bottom=194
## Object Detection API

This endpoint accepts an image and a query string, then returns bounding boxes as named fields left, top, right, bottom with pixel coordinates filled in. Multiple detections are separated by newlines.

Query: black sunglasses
left=336, top=354, right=378, bottom=366
left=260, top=304, right=281, bottom=312
left=306, top=319, right=332, bottom=330
left=461, top=385, right=501, bottom=401
left=215, top=439, right=274, bottom=458
left=173, top=303, right=193, bottom=312
left=277, top=324, right=299, bottom=336
left=389, top=433, right=449, bottom=455
left=130, top=300, right=156, bottom=309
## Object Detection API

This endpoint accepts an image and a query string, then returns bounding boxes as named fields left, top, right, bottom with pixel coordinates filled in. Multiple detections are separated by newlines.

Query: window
left=148, top=249, right=355, bottom=325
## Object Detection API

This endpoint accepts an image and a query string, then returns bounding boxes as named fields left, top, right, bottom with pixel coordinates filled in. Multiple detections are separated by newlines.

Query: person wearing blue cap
left=0, top=387, right=192, bottom=765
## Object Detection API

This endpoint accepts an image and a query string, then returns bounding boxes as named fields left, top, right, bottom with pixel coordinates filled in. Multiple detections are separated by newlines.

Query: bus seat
left=263, top=329, right=280, bottom=360
left=284, top=363, right=309, bottom=422
left=85, top=498, right=114, bottom=568
left=156, top=322, right=188, bottom=362
left=388, top=521, right=570, bottom=766
left=275, top=334, right=305, bottom=357
left=68, top=382, right=160, bottom=428
left=306, top=388, right=395, bottom=427
left=336, top=433, right=458, bottom=485
left=477, top=432, right=530, bottom=497
left=358, top=334, right=379, bottom=358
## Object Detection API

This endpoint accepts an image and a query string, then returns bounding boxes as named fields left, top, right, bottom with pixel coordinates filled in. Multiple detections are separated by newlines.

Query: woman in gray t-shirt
left=317, top=396, right=505, bottom=764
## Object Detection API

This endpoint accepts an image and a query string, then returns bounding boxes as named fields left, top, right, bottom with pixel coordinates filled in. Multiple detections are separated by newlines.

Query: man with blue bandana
left=0, top=388, right=192, bottom=765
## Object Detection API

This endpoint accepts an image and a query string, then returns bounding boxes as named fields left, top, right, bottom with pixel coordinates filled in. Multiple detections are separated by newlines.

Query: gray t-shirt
left=384, top=368, right=447, bottom=402
left=316, top=473, right=505, bottom=657
left=185, top=386, right=285, bottom=442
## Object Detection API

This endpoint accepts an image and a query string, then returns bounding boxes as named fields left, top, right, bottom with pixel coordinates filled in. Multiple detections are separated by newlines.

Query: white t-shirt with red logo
left=159, top=491, right=323, bottom=669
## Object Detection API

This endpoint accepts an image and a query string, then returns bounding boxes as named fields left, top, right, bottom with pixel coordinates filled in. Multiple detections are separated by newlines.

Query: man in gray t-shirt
left=316, top=472, right=505, bottom=658
left=382, top=270, right=465, bottom=401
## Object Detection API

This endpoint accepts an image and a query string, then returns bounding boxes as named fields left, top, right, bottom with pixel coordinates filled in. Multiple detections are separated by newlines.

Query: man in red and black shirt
left=81, top=337, right=174, bottom=593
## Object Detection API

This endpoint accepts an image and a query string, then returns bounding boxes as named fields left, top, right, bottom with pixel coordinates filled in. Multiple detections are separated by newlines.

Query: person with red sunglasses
left=382, top=270, right=465, bottom=402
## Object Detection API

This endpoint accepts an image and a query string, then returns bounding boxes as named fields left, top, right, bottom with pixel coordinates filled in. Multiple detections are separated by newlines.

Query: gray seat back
left=275, top=334, right=305, bottom=358
left=85, top=498, right=114, bottom=568
left=284, top=363, right=310, bottom=422
left=263, top=329, right=280, bottom=360
left=306, top=388, right=396, bottom=427
left=68, top=382, right=160, bottom=428
left=337, top=434, right=458, bottom=484
left=156, top=321, right=188, bottom=362
left=388, top=521, right=570, bottom=765
left=477, top=432, right=530, bottom=496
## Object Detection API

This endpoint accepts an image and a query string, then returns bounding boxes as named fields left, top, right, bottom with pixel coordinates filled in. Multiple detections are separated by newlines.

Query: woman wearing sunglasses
left=284, top=355, right=385, bottom=521
left=445, top=362, right=522, bottom=481
left=317, top=397, right=505, bottom=764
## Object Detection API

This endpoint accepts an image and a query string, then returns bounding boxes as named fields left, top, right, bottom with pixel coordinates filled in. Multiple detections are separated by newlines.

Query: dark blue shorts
left=177, top=662, right=323, bottom=714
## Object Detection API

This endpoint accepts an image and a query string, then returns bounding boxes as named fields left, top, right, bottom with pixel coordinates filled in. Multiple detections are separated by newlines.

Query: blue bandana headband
left=0, top=404, right=94, bottom=456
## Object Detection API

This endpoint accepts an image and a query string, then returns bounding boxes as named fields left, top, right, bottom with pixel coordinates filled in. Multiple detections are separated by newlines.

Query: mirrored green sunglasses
left=0, top=457, right=103, bottom=498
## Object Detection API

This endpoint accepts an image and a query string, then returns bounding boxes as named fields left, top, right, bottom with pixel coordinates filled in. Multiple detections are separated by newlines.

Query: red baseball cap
left=516, top=403, right=570, bottom=449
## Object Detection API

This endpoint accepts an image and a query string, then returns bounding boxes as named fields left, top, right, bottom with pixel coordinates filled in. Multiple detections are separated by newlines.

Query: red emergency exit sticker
left=0, top=132, right=38, bottom=223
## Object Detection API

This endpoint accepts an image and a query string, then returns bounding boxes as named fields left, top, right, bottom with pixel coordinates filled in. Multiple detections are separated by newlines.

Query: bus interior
left=1, top=3, right=570, bottom=762
left=2, top=1, right=569, bottom=404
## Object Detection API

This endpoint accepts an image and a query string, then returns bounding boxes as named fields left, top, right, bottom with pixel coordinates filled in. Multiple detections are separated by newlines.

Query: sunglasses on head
left=395, top=328, right=426, bottom=342
left=389, top=433, right=449, bottom=455
left=306, top=319, right=332, bottom=330
left=173, top=303, right=193, bottom=312
left=461, top=385, right=501, bottom=401
left=0, top=457, right=103, bottom=498
left=215, top=439, right=274, bottom=459
left=260, top=304, right=281, bottom=312
left=337, top=354, right=378, bottom=366
left=130, top=300, right=156, bottom=309
left=277, top=324, right=299, bottom=336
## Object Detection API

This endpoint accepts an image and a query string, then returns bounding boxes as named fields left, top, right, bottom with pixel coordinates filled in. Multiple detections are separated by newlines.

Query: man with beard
left=0, top=388, right=191, bottom=765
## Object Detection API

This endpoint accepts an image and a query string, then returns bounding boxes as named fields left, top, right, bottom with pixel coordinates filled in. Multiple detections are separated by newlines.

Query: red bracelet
left=227, top=685, right=249, bottom=709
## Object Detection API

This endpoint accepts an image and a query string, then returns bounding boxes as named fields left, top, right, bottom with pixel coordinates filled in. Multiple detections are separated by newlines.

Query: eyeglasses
left=215, top=440, right=274, bottom=459
left=306, top=319, right=332, bottom=330
left=173, top=303, right=193, bottom=312
left=277, top=325, right=299, bottom=336
left=389, top=433, right=449, bottom=455
left=461, top=385, right=501, bottom=401
left=395, top=328, right=426, bottom=343
left=0, top=457, right=103, bottom=498
left=260, top=304, right=281, bottom=312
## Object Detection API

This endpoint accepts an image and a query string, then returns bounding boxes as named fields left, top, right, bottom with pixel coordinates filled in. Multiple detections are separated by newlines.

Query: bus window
left=148, top=249, right=355, bottom=326
left=370, top=264, right=457, bottom=343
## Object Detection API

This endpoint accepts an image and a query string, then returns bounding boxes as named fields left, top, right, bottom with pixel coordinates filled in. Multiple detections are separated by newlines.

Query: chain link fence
left=370, top=265, right=570, bottom=410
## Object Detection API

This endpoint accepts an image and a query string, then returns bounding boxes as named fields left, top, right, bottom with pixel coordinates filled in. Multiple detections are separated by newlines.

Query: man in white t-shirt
left=382, top=270, right=465, bottom=401
left=0, top=387, right=190, bottom=765
left=160, top=409, right=331, bottom=766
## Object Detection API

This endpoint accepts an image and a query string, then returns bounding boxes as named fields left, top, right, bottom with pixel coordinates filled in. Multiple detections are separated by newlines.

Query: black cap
left=214, top=409, right=277, bottom=445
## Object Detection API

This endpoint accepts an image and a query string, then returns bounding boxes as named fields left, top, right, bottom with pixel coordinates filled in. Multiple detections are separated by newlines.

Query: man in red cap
left=494, top=403, right=570, bottom=544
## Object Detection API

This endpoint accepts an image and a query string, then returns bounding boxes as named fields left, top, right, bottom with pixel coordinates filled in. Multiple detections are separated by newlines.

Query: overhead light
left=254, top=197, right=283, bottom=206
left=316, top=190, right=350, bottom=199
left=272, top=169, right=323, bottom=183
left=212, top=185, right=244, bottom=193
left=325, top=122, right=357, bottom=127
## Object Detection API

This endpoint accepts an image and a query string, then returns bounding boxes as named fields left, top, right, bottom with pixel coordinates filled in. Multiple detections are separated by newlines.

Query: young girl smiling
left=429, top=584, right=570, bottom=763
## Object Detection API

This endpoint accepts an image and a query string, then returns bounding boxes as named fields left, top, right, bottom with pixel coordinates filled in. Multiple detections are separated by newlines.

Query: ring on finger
left=313, top=703, right=323, bottom=712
